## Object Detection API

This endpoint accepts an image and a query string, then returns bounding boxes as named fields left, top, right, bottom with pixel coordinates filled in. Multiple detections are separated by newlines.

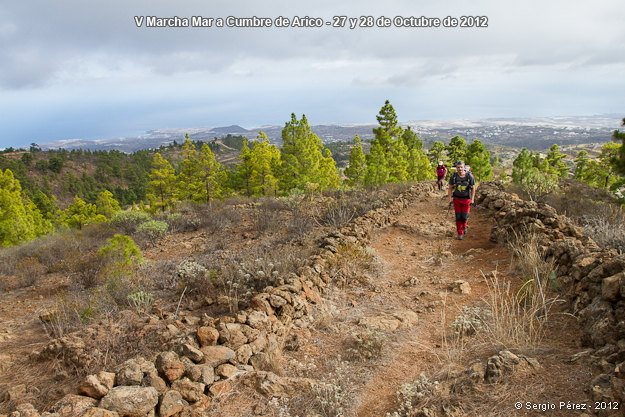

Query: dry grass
left=481, top=271, right=560, bottom=351
left=327, top=243, right=379, bottom=288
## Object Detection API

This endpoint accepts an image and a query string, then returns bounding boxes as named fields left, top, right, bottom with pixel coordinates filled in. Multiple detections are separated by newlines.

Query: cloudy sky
left=1, top=0, right=624, bottom=148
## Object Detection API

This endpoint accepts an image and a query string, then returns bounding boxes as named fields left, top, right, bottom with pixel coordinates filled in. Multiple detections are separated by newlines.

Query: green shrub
left=110, top=210, right=151, bottom=234
left=127, top=290, right=154, bottom=311
left=99, top=234, right=143, bottom=270
left=137, top=220, right=168, bottom=246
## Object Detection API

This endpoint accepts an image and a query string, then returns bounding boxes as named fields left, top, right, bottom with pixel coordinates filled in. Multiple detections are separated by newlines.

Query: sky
left=1, top=0, right=624, bottom=149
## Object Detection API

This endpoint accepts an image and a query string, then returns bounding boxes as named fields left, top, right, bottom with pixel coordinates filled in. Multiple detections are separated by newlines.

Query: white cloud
left=0, top=0, right=623, bottom=146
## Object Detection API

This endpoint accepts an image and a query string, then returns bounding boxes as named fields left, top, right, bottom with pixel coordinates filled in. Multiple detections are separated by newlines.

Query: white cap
left=438, top=161, right=443, bottom=165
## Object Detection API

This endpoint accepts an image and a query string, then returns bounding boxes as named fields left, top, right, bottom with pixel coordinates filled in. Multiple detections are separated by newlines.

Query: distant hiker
left=448, top=160, right=475, bottom=240
left=436, top=161, right=447, bottom=190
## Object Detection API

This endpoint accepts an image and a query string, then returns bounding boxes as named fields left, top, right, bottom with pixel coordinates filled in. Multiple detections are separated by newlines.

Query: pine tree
left=446, top=136, right=467, bottom=165
left=598, top=142, right=624, bottom=190
left=512, top=148, right=533, bottom=183
left=250, top=132, right=281, bottom=196
left=364, top=141, right=389, bottom=187
left=318, top=148, right=341, bottom=191
left=0, top=169, right=38, bottom=246
left=466, top=139, right=493, bottom=182
left=95, top=190, right=121, bottom=219
left=573, top=150, right=590, bottom=180
left=197, top=143, right=225, bottom=205
left=373, top=100, right=403, bottom=152
left=407, top=148, right=434, bottom=181
left=65, top=195, right=105, bottom=229
left=367, top=100, right=408, bottom=184
left=401, top=126, right=423, bottom=151
left=176, top=138, right=200, bottom=201
left=344, top=136, right=366, bottom=187
left=427, top=141, right=446, bottom=165
left=278, top=114, right=339, bottom=193
left=387, top=139, right=409, bottom=182
left=236, top=139, right=253, bottom=197
left=611, top=117, right=625, bottom=175
left=146, top=153, right=177, bottom=212
left=546, top=144, right=568, bottom=177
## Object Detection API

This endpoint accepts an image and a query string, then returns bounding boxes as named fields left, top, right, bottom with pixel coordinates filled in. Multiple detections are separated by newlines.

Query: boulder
left=181, top=344, right=204, bottom=363
left=99, top=386, right=158, bottom=417
left=81, top=408, right=119, bottom=417
left=200, top=346, right=235, bottom=367
left=196, top=327, right=219, bottom=347
left=157, top=391, right=186, bottom=417
left=155, top=352, right=185, bottom=384
left=78, top=375, right=110, bottom=399
left=215, top=364, right=238, bottom=379
left=170, top=378, right=205, bottom=403
left=50, top=394, right=98, bottom=417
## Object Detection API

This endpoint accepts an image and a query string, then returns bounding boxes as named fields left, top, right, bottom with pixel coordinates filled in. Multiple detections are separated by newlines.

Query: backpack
left=450, top=171, right=474, bottom=199
left=436, top=165, right=447, bottom=177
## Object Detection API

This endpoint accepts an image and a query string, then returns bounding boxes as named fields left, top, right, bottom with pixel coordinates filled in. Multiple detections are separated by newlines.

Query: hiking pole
left=447, top=201, right=452, bottom=216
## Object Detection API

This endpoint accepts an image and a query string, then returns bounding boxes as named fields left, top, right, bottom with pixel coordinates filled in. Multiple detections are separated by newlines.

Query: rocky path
left=352, top=187, right=506, bottom=416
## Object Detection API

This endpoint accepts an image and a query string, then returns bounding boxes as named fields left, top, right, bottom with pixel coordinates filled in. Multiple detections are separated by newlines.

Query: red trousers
left=453, top=198, right=471, bottom=235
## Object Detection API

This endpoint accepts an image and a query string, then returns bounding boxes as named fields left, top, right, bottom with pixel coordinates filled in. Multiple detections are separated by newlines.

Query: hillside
left=31, top=115, right=621, bottom=153
left=1, top=181, right=623, bottom=416
left=0, top=137, right=245, bottom=209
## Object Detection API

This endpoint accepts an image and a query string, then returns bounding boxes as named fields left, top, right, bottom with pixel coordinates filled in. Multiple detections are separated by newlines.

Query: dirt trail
left=326, top=186, right=591, bottom=417
left=352, top=187, right=505, bottom=416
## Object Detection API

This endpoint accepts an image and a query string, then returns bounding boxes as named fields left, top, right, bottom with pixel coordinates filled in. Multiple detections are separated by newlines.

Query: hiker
left=448, top=160, right=475, bottom=240
left=436, top=161, right=447, bottom=190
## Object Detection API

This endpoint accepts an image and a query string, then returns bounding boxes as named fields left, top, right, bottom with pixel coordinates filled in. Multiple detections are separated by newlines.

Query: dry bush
left=313, top=198, right=357, bottom=228
left=101, top=273, right=144, bottom=308
left=203, top=208, right=236, bottom=233
left=14, top=256, right=46, bottom=288
left=327, top=243, right=379, bottom=288
left=346, top=330, right=385, bottom=361
left=79, top=221, right=116, bottom=242
left=38, top=290, right=92, bottom=339
left=164, top=212, right=201, bottom=233
left=286, top=206, right=314, bottom=238
left=214, top=243, right=315, bottom=311
left=387, top=373, right=437, bottom=417
left=0, top=232, right=80, bottom=275
left=481, top=271, right=560, bottom=352
left=252, top=203, right=283, bottom=234
left=377, top=181, right=414, bottom=197
left=67, top=251, right=106, bottom=288
left=258, top=196, right=288, bottom=212
left=136, top=220, right=168, bottom=247
left=508, top=231, right=555, bottom=283
left=138, top=259, right=179, bottom=291
left=582, top=216, right=625, bottom=253
left=477, top=231, right=562, bottom=350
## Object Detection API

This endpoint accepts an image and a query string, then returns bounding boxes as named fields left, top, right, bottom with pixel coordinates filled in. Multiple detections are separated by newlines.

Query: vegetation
left=1, top=107, right=623, bottom=250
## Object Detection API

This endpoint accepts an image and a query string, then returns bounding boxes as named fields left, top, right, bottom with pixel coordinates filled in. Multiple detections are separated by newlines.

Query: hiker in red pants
left=448, top=160, right=475, bottom=240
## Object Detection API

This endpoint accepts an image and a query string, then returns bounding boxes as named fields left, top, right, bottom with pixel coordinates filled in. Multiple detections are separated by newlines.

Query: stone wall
left=476, top=181, right=625, bottom=408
